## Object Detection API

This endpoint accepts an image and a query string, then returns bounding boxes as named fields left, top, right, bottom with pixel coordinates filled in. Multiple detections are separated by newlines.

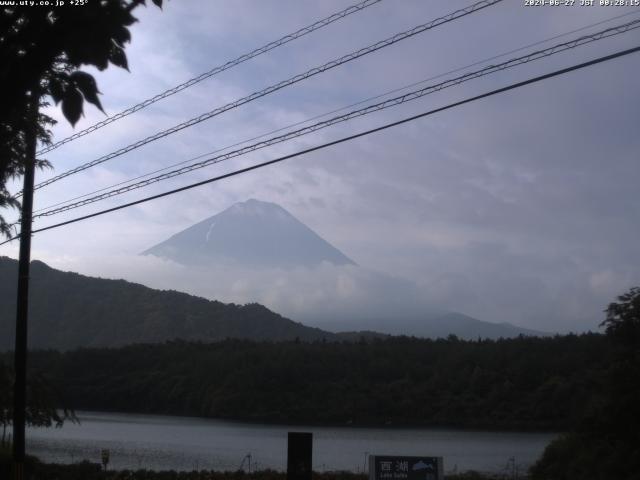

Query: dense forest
left=10, top=334, right=610, bottom=431
left=529, top=287, right=640, bottom=479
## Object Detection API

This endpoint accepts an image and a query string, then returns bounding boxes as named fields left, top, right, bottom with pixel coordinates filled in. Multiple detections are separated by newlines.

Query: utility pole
left=12, top=98, right=37, bottom=480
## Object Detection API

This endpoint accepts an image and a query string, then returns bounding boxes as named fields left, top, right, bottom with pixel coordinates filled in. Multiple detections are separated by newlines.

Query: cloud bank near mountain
left=47, top=252, right=445, bottom=331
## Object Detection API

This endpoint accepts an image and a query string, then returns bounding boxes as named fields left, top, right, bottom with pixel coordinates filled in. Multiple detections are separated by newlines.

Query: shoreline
left=67, top=409, right=563, bottom=435
left=2, top=458, right=522, bottom=480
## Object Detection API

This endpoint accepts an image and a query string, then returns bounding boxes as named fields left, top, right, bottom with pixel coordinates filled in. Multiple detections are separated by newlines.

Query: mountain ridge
left=315, top=311, right=545, bottom=339
left=0, top=256, right=338, bottom=351
left=0, top=256, right=545, bottom=350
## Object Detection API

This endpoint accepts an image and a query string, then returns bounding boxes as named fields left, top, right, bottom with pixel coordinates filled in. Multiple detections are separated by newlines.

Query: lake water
left=26, top=411, right=556, bottom=475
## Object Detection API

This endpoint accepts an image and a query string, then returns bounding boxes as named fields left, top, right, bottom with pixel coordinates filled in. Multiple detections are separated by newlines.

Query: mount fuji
left=143, top=199, right=355, bottom=268
left=142, top=199, right=545, bottom=339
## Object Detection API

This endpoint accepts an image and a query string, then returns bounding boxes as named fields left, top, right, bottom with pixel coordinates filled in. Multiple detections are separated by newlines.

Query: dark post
left=287, top=432, right=312, bottom=480
left=12, top=100, right=37, bottom=480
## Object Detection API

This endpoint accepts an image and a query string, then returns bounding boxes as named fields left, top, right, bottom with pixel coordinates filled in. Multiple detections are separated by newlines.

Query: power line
left=32, top=9, right=640, bottom=216
left=3, top=44, right=637, bottom=246
left=26, top=0, right=503, bottom=194
left=36, top=0, right=385, bottom=156
left=30, top=19, right=640, bottom=220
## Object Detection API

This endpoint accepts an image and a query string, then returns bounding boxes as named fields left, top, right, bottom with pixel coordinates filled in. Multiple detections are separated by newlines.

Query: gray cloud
left=2, top=1, right=639, bottom=333
left=42, top=253, right=443, bottom=330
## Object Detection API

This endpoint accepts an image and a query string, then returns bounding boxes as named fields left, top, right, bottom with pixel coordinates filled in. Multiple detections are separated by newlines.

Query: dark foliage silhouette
left=0, top=0, right=163, bottom=237
left=531, top=287, right=640, bottom=480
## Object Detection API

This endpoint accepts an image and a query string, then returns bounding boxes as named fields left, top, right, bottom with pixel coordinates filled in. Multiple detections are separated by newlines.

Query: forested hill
left=24, top=334, right=610, bottom=431
left=0, top=256, right=337, bottom=350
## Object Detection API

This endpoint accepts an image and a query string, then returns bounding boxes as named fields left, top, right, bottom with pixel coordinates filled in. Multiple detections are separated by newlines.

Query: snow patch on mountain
left=205, top=222, right=216, bottom=242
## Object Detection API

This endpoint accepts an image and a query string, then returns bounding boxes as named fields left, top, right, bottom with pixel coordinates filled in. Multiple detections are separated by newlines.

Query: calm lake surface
left=26, top=411, right=556, bottom=474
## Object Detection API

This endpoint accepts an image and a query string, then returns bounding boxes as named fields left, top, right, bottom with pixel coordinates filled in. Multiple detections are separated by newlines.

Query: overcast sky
left=2, top=0, right=639, bottom=333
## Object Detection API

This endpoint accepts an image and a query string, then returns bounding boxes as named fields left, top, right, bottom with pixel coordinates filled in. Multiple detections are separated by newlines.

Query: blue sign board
left=369, top=455, right=443, bottom=480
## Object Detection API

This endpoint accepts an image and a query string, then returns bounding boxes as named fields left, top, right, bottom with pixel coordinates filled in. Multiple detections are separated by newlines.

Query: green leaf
left=61, top=88, right=84, bottom=127
left=151, top=0, right=163, bottom=8
left=70, top=70, right=104, bottom=113
left=109, top=45, right=129, bottom=71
